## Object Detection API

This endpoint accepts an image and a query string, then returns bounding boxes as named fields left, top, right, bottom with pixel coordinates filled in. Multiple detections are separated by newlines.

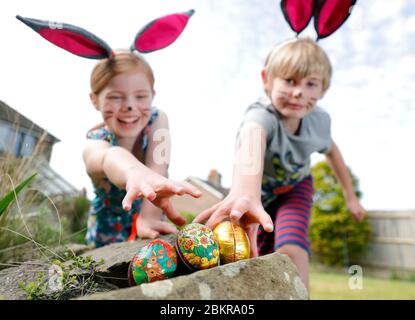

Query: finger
left=153, top=221, right=179, bottom=235
left=153, top=180, right=185, bottom=196
left=141, top=183, right=156, bottom=201
left=239, top=220, right=259, bottom=258
left=229, top=198, right=250, bottom=221
left=138, top=227, right=159, bottom=239
left=122, top=187, right=141, bottom=211
left=247, top=224, right=259, bottom=258
left=160, top=199, right=186, bottom=226
left=193, top=202, right=221, bottom=223
left=256, top=207, right=274, bottom=232
left=353, top=211, right=360, bottom=221
left=178, top=181, right=202, bottom=198
left=205, top=205, right=231, bottom=230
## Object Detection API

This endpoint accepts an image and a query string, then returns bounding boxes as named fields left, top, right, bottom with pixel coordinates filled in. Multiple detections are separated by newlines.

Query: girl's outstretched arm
left=82, top=129, right=201, bottom=216
left=325, top=142, right=365, bottom=221
left=193, top=122, right=273, bottom=257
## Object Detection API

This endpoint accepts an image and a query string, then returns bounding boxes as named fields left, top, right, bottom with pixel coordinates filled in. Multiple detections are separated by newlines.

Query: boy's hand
left=122, top=166, right=201, bottom=219
left=238, top=219, right=260, bottom=258
left=193, top=193, right=274, bottom=241
left=136, top=215, right=179, bottom=239
left=346, top=196, right=366, bottom=222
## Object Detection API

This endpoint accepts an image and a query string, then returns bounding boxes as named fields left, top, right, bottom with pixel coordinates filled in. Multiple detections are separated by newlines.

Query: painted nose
left=292, top=88, right=303, bottom=98
left=121, top=105, right=133, bottom=112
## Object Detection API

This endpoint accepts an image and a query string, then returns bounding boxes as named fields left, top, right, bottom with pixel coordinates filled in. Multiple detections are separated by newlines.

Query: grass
left=0, top=123, right=89, bottom=265
left=310, top=270, right=415, bottom=300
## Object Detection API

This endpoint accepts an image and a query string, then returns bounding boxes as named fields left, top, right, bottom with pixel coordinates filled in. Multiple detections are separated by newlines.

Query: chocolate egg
left=128, top=239, right=177, bottom=286
left=175, top=223, right=219, bottom=271
left=213, top=221, right=250, bottom=264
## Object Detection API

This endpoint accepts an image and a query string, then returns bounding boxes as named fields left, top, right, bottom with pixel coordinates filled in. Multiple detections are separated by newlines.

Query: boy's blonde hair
left=264, top=37, right=332, bottom=92
left=90, top=51, right=155, bottom=95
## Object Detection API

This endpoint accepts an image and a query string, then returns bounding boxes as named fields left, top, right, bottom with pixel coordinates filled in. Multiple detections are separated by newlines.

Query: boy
left=194, top=38, right=365, bottom=290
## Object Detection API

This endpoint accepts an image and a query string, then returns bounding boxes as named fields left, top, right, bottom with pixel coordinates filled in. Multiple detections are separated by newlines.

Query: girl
left=84, top=51, right=201, bottom=247
left=17, top=11, right=201, bottom=247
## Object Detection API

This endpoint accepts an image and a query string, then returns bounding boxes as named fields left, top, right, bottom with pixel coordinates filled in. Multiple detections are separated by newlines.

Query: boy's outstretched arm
left=325, top=142, right=366, bottom=221
left=193, top=122, right=274, bottom=257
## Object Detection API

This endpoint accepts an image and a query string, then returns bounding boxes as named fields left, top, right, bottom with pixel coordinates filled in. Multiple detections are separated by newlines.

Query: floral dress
left=85, top=108, right=159, bottom=247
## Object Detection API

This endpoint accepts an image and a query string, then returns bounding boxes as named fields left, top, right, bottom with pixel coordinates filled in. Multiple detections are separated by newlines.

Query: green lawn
left=310, top=270, right=415, bottom=300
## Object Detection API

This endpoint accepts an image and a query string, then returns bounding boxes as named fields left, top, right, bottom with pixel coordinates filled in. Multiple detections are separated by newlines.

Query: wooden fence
left=357, top=211, right=415, bottom=271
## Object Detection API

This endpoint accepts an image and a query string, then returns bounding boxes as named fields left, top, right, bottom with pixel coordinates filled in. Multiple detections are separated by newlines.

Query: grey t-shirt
left=239, top=96, right=333, bottom=206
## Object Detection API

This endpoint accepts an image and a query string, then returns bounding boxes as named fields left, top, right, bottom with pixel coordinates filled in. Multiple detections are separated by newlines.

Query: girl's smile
left=116, top=116, right=140, bottom=129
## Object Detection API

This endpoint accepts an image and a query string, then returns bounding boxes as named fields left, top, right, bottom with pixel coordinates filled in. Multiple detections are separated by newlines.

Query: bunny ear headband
left=16, top=9, right=195, bottom=59
left=280, top=0, right=356, bottom=40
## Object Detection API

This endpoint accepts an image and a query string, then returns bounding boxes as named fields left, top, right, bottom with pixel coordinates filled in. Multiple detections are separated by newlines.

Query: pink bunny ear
left=280, top=0, right=314, bottom=35
left=16, top=15, right=112, bottom=59
left=132, top=10, right=195, bottom=53
left=313, top=0, right=357, bottom=40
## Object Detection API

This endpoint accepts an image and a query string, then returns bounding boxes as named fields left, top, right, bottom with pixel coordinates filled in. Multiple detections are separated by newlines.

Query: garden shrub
left=309, top=161, right=371, bottom=266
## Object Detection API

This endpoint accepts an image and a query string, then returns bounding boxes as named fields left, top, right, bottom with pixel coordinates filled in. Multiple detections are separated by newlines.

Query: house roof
left=32, top=160, right=80, bottom=197
left=0, top=100, right=60, bottom=144
left=186, top=176, right=226, bottom=199
left=203, top=179, right=229, bottom=196
left=169, top=175, right=230, bottom=215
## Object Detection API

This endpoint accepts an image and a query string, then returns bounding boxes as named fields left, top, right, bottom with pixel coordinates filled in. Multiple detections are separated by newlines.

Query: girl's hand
left=122, top=166, right=201, bottom=220
left=193, top=193, right=274, bottom=255
left=346, top=196, right=366, bottom=222
left=136, top=215, right=179, bottom=239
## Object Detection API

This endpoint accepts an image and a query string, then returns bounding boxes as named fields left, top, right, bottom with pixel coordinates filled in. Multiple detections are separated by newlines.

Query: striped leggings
left=257, top=175, right=314, bottom=255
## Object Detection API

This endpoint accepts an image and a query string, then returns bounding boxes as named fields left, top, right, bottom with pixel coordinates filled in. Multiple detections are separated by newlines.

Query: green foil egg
left=175, top=223, right=219, bottom=271
left=128, top=239, right=177, bottom=286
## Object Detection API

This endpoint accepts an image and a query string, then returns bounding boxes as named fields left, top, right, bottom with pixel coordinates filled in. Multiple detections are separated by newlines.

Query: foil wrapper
left=176, top=223, right=219, bottom=271
left=213, top=221, right=250, bottom=264
left=128, top=239, right=177, bottom=286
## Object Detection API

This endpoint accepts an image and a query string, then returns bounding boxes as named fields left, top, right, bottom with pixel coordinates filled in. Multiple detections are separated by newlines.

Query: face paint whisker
left=103, top=111, right=114, bottom=120
left=277, top=90, right=288, bottom=96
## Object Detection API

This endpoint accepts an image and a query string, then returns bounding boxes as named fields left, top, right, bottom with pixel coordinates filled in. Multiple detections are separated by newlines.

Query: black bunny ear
left=16, top=15, right=113, bottom=59
left=313, top=0, right=357, bottom=40
left=132, top=10, right=194, bottom=53
left=280, top=0, right=314, bottom=35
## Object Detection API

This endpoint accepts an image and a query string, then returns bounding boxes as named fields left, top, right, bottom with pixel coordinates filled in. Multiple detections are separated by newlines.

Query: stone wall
left=0, top=235, right=308, bottom=300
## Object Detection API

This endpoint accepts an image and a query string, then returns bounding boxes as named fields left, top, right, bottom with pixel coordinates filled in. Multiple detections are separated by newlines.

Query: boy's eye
left=285, top=79, right=295, bottom=85
left=136, top=95, right=148, bottom=99
left=108, top=96, right=122, bottom=100
left=307, top=82, right=317, bottom=87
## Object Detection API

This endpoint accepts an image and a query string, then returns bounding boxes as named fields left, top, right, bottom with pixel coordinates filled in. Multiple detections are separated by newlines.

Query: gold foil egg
left=213, top=221, right=250, bottom=264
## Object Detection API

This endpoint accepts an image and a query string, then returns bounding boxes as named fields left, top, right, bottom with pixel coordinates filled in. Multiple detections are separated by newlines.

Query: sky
left=1, top=0, right=414, bottom=211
